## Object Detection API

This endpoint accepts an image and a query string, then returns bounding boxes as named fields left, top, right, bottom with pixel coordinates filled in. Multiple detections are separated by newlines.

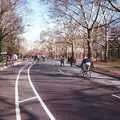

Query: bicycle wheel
left=80, top=68, right=84, bottom=77
left=86, top=69, right=91, bottom=79
left=12, top=60, right=15, bottom=72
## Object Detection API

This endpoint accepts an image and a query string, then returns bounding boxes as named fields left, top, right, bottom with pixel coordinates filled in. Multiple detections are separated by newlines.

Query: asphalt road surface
left=30, top=61, right=120, bottom=120
left=0, top=60, right=120, bottom=120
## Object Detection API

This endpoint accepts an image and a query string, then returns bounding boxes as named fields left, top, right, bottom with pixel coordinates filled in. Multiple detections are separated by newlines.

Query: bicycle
left=80, top=63, right=92, bottom=79
left=12, top=59, right=17, bottom=72
left=11, top=54, right=18, bottom=72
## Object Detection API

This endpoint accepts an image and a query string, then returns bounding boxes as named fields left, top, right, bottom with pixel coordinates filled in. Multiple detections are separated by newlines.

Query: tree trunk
left=87, top=29, right=92, bottom=60
left=104, top=42, right=107, bottom=62
left=104, top=26, right=109, bottom=62
left=71, top=42, right=74, bottom=59
left=65, top=46, right=67, bottom=58
left=0, top=36, right=2, bottom=62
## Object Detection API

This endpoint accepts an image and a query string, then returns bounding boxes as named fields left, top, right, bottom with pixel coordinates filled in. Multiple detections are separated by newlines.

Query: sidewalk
left=0, top=59, right=23, bottom=71
left=68, top=60, right=120, bottom=79
left=94, top=63, right=120, bottom=79
left=59, top=61, right=120, bottom=87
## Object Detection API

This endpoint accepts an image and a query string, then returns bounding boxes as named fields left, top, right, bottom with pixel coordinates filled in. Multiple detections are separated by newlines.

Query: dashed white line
left=28, top=63, right=56, bottom=120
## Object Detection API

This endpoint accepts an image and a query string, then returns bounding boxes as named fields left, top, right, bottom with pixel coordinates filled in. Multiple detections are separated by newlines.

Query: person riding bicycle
left=12, top=53, right=18, bottom=65
left=80, top=57, right=91, bottom=72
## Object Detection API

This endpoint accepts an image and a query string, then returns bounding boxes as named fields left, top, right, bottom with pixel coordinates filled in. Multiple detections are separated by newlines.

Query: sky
left=17, top=0, right=54, bottom=50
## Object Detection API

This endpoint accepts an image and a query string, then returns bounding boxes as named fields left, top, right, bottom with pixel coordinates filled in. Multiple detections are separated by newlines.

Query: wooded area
left=0, top=0, right=23, bottom=62
left=40, top=0, right=120, bottom=61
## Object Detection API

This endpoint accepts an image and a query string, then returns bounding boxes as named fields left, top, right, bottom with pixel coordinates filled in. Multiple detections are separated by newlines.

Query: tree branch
left=53, top=8, right=88, bottom=29
left=90, top=1, right=101, bottom=30
left=107, top=0, right=120, bottom=12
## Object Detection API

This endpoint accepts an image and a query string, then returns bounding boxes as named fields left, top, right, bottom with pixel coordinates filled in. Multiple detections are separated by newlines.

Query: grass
left=113, top=66, right=120, bottom=70
left=94, top=60, right=120, bottom=67
left=94, top=60, right=120, bottom=78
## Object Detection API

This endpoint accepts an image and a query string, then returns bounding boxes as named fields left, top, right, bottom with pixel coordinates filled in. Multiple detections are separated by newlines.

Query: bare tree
left=41, top=0, right=120, bottom=61
left=40, top=29, right=57, bottom=58
left=0, top=0, right=23, bottom=62
left=107, top=0, right=120, bottom=12
left=40, top=0, right=104, bottom=60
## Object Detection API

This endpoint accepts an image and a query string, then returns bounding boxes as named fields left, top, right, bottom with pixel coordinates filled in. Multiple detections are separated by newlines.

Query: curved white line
left=28, top=63, right=56, bottom=120
left=15, top=64, right=28, bottom=120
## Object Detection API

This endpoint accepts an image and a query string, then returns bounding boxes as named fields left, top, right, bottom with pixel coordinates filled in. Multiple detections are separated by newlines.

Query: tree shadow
left=0, top=97, right=39, bottom=120
left=44, top=88, right=120, bottom=120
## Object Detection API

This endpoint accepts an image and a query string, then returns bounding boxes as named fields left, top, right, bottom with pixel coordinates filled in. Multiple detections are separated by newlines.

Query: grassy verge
left=93, top=60, right=120, bottom=79
left=94, top=60, right=120, bottom=68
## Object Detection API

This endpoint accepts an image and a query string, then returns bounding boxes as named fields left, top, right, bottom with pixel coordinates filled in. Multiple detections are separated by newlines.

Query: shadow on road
left=0, top=97, right=39, bottom=120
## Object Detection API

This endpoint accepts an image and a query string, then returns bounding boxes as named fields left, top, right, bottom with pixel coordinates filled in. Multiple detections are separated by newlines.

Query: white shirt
left=12, top=54, right=18, bottom=61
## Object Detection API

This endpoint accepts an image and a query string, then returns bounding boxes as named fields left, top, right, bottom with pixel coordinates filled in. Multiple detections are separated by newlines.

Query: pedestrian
left=34, top=55, right=39, bottom=61
left=70, top=56, right=73, bottom=67
left=67, top=57, right=70, bottom=63
left=60, top=56, right=64, bottom=66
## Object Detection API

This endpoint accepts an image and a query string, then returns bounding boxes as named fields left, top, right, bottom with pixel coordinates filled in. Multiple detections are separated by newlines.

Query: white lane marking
left=15, top=64, right=28, bottom=120
left=19, top=96, right=37, bottom=104
left=112, top=94, right=120, bottom=99
left=28, top=63, right=56, bottom=120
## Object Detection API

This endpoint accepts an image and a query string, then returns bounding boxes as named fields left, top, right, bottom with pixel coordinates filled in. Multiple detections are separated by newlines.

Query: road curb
left=75, top=64, right=120, bottom=80
left=59, top=65, right=120, bottom=87
left=93, top=68, right=120, bottom=80
left=0, top=61, right=22, bottom=71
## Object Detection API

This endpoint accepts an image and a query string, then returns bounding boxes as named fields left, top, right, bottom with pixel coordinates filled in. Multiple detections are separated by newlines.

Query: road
left=0, top=60, right=120, bottom=120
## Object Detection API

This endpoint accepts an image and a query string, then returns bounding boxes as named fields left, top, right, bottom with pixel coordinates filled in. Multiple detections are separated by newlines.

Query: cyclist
left=12, top=53, right=18, bottom=66
left=80, top=57, right=91, bottom=72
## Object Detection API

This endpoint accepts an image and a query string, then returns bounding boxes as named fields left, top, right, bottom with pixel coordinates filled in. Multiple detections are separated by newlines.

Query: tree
left=42, top=0, right=120, bottom=60
left=40, top=29, right=57, bottom=58
left=41, top=0, right=105, bottom=60
left=1, top=11, right=23, bottom=52
left=107, top=0, right=120, bottom=12
left=0, top=0, right=23, bottom=62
